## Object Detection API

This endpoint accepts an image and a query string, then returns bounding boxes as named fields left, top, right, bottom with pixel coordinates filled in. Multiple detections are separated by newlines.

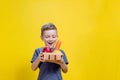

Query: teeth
left=48, top=42, right=53, bottom=44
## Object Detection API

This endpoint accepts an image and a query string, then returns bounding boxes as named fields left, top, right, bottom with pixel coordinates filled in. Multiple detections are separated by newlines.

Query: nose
left=49, top=37, right=53, bottom=41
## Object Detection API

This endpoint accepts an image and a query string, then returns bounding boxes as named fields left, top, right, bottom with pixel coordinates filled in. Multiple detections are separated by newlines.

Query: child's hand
left=38, top=52, right=45, bottom=62
left=54, top=58, right=64, bottom=65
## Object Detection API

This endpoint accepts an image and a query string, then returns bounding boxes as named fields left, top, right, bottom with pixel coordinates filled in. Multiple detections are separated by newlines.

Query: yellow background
left=0, top=0, right=120, bottom=80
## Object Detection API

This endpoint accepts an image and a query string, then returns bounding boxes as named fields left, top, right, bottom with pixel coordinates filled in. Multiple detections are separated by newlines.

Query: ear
left=40, top=36, right=43, bottom=40
left=56, top=35, right=58, bottom=38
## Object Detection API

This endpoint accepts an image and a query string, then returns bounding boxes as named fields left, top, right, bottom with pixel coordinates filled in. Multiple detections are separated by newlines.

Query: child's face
left=41, top=30, right=58, bottom=48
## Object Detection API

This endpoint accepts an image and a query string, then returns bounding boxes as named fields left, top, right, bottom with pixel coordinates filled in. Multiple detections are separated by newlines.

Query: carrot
left=54, top=40, right=61, bottom=50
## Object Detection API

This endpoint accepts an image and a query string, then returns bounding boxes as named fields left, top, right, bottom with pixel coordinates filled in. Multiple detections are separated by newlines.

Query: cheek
left=53, top=38, right=57, bottom=41
left=44, top=39, right=48, bottom=42
left=42, top=38, right=48, bottom=42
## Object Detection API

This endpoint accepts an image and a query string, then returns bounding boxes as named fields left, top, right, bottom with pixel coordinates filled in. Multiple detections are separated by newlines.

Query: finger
left=40, top=54, right=44, bottom=57
left=39, top=53, right=43, bottom=57
left=40, top=51, right=43, bottom=54
left=41, top=56, right=44, bottom=60
left=39, top=51, right=43, bottom=55
left=40, top=59, right=45, bottom=62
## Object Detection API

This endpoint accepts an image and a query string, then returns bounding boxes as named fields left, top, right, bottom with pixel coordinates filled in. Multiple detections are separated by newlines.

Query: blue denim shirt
left=31, top=48, right=68, bottom=80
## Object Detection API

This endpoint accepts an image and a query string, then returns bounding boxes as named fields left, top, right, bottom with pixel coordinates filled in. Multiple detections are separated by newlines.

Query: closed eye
left=52, top=35, right=57, bottom=38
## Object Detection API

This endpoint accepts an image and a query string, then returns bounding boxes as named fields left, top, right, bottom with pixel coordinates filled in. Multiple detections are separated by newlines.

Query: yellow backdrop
left=0, top=0, right=120, bottom=80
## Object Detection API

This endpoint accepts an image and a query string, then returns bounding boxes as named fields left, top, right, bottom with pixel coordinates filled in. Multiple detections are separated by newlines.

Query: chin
left=46, top=44, right=54, bottom=48
left=49, top=46, right=53, bottom=48
left=49, top=45, right=54, bottom=48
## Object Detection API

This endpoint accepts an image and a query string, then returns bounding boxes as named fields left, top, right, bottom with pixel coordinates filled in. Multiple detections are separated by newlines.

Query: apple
left=43, top=47, right=52, bottom=52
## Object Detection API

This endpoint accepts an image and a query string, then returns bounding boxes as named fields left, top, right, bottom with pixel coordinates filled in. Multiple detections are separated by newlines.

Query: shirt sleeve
left=60, top=50, right=69, bottom=64
left=31, top=48, right=43, bottom=63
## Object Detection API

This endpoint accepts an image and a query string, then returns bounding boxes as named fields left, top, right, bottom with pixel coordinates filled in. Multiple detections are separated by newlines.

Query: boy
left=31, top=23, right=68, bottom=80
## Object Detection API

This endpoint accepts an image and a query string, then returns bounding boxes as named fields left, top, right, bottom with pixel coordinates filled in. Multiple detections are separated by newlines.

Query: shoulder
left=35, top=47, right=43, bottom=50
left=59, top=49, right=66, bottom=54
left=34, top=47, right=43, bottom=53
left=59, top=49, right=64, bottom=52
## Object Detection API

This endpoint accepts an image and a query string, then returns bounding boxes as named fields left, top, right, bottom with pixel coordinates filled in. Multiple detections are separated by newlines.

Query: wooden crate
left=43, top=52, right=63, bottom=61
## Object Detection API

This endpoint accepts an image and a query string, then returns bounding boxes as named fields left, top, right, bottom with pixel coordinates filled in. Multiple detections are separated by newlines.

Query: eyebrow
left=44, top=35, right=57, bottom=37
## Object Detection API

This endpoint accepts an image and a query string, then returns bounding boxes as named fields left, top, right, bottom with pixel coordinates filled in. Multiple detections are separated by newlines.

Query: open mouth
left=48, top=42, right=54, bottom=45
